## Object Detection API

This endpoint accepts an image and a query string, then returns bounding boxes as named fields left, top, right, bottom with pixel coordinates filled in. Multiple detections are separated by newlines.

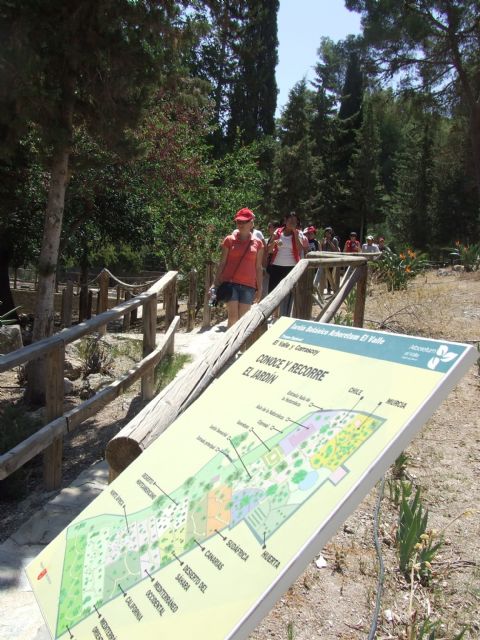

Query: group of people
left=343, top=231, right=387, bottom=254
left=213, top=208, right=386, bottom=327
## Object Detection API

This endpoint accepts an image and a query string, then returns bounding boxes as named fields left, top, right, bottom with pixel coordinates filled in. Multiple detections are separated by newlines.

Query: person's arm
left=214, top=244, right=229, bottom=286
left=254, top=245, right=264, bottom=303
left=295, top=229, right=308, bottom=253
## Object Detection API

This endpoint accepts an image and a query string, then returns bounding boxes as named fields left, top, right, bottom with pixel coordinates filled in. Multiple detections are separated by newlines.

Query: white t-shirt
left=252, top=229, right=265, bottom=243
left=362, top=242, right=379, bottom=253
left=274, top=230, right=307, bottom=266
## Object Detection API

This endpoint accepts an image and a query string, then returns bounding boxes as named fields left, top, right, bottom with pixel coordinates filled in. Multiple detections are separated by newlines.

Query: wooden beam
left=141, top=296, right=157, bottom=401
left=317, top=267, right=363, bottom=324
left=187, top=270, right=198, bottom=332
left=353, top=264, right=368, bottom=328
left=0, top=271, right=178, bottom=372
left=43, top=341, right=65, bottom=490
left=61, top=280, right=74, bottom=328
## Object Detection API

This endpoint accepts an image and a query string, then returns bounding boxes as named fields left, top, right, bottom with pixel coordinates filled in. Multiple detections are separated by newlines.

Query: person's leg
left=268, top=265, right=283, bottom=293
left=226, top=300, right=240, bottom=327
left=238, top=302, right=252, bottom=319
left=238, top=284, right=256, bottom=319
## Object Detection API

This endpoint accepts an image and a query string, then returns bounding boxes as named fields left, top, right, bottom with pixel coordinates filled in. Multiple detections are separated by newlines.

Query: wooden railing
left=0, top=271, right=179, bottom=490
left=106, top=253, right=370, bottom=480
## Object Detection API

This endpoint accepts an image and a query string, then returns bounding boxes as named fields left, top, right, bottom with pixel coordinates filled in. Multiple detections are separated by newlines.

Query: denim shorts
left=229, top=282, right=256, bottom=304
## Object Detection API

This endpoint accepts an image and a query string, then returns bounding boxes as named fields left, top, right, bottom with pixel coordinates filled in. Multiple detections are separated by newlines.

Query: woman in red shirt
left=343, top=231, right=361, bottom=253
left=215, top=208, right=264, bottom=327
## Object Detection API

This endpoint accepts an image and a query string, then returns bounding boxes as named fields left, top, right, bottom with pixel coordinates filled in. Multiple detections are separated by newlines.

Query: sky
left=276, top=0, right=361, bottom=115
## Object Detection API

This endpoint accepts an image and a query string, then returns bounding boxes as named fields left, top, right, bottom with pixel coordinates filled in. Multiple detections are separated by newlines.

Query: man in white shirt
left=362, top=235, right=380, bottom=253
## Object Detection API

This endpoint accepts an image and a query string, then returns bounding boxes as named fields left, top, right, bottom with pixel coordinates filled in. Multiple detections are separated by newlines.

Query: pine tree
left=188, top=0, right=244, bottom=156
left=346, top=0, right=480, bottom=202
left=273, top=80, right=315, bottom=219
left=0, top=0, right=192, bottom=402
left=388, top=110, right=436, bottom=249
left=333, top=46, right=365, bottom=237
left=227, top=0, right=279, bottom=146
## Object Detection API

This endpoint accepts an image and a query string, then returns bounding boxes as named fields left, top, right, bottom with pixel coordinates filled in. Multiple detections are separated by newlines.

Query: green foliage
left=287, top=621, right=295, bottom=640
left=392, top=451, right=411, bottom=480
left=348, top=97, right=385, bottom=236
left=373, top=248, right=427, bottom=291
left=152, top=139, right=264, bottom=289
left=110, top=338, right=143, bottom=362
left=333, top=289, right=356, bottom=326
left=452, top=242, right=480, bottom=272
left=409, top=618, right=468, bottom=640
left=227, top=0, right=279, bottom=147
left=274, top=79, right=315, bottom=219
left=397, top=483, right=444, bottom=585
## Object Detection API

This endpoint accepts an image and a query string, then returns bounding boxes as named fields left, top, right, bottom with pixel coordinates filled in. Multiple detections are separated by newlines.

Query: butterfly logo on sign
left=428, top=345, right=458, bottom=370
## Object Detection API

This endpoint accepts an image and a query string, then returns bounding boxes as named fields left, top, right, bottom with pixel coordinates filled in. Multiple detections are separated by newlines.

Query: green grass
left=154, top=353, right=191, bottom=392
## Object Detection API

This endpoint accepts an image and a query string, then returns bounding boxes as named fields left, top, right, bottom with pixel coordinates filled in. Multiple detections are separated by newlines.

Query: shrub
left=397, top=483, right=443, bottom=585
left=373, top=248, right=427, bottom=291
left=77, top=335, right=114, bottom=378
left=452, top=241, right=480, bottom=272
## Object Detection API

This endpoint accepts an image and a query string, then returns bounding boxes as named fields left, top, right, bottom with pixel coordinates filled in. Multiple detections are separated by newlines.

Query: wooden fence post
left=141, top=296, right=157, bottom=401
left=87, top=290, right=93, bottom=319
left=123, top=291, right=131, bottom=331
left=43, top=341, right=65, bottom=490
left=97, top=269, right=109, bottom=335
left=62, top=280, right=74, bottom=328
left=202, top=262, right=214, bottom=329
left=187, top=269, right=198, bottom=332
left=294, top=265, right=314, bottom=319
left=116, top=284, right=121, bottom=304
left=353, top=264, right=368, bottom=327
left=164, top=276, right=177, bottom=328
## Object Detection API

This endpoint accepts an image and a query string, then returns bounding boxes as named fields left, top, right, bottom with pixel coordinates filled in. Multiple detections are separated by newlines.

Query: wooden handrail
left=106, top=255, right=369, bottom=479
left=0, top=271, right=178, bottom=372
left=0, top=270, right=178, bottom=489
left=0, top=316, right=180, bottom=481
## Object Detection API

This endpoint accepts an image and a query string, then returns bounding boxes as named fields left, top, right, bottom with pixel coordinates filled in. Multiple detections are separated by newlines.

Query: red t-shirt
left=344, top=239, right=360, bottom=253
left=221, top=232, right=263, bottom=289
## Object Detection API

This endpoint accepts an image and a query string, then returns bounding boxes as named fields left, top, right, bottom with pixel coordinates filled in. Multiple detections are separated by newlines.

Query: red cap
left=234, top=208, right=255, bottom=222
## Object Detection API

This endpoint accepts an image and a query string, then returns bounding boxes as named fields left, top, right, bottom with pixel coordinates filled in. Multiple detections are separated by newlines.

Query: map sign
left=26, top=318, right=476, bottom=640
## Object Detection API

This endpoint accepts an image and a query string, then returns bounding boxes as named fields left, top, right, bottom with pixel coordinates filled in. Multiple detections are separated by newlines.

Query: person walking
left=362, top=235, right=379, bottom=253
left=343, top=231, right=361, bottom=253
left=214, top=208, right=264, bottom=328
left=320, top=227, right=340, bottom=252
left=267, top=212, right=308, bottom=315
left=304, top=226, right=319, bottom=252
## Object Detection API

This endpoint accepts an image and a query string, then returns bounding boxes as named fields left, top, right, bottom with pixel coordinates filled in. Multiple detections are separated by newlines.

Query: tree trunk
left=25, top=145, right=71, bottom=405
left=78, top=242, right=90, bottom=322
left=0, top=239, right=17, bottom=319
left=470, top=103, right=480, bottom=203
